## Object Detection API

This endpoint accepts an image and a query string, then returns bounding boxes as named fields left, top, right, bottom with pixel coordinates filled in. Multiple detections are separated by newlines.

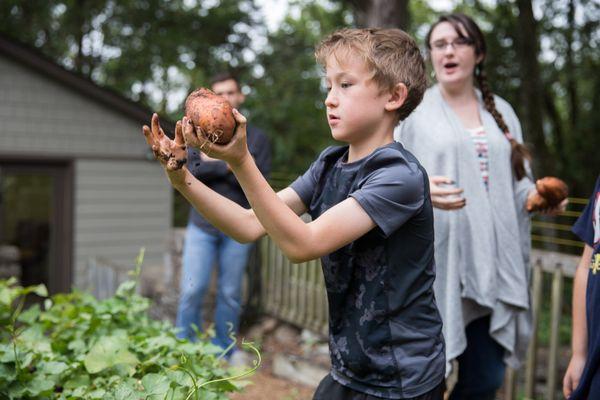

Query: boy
left=563, top=175, right=600, bottom=399
left=144, top=28, right=445, bottom=399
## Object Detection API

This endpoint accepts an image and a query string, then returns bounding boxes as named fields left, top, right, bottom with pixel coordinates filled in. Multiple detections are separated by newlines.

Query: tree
left=343, top=0, right=410, bottom=30
left=515, top=0, right=549, bottom=173
left=0, top=0, right=260, bottom=117
left=243, top=1, right=351, bottom=176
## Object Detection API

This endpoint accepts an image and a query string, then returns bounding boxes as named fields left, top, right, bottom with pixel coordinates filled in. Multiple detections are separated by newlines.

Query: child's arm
left=174, top=172, right=307, bottom=243
left=183, top=111, right=378, bottom=263
left=143, top=114, right=307, bottom=243
left=563, top=244, right=593, bottom=399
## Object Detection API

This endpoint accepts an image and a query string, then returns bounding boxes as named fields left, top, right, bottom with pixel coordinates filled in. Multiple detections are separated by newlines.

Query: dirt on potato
left=185, top=87, right=236, bottom=145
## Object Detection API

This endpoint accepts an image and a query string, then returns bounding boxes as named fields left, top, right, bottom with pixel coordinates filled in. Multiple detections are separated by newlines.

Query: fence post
left=525, top=263, right=543, bottom=398
left=504, top=368, right=516, bottom=400
left=546, top=266, right=564, bottom=400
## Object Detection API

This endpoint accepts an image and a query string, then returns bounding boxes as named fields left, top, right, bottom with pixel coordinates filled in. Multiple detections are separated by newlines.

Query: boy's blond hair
left=315, top=28, right=426, bottom=121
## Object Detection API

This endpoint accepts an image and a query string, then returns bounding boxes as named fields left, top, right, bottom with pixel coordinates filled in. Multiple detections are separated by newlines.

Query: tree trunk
left=346, top=0, right=410, bottom=30
left=515, top=0, right=548, bottom=174
left=565, top=0, right=578, bottom=128
left=542, top=87, right=567, bottom=173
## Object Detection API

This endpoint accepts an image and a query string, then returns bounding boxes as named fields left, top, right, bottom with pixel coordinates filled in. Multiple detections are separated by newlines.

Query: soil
left=229, top=367, right=314, bottom=400
left=229, top=318, right=321, bottom=400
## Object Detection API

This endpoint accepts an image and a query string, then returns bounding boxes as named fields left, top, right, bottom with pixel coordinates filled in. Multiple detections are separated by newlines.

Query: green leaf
left=17, top=303, right=40, bottom=324
left=141, top=373, right=171, bottom=399
left=114, top=382, right=142, bottom=400
left=115, top=280, right=136, bottom=298
left=0, top=363, right=16, bottom=382
left=84, top=335, right=139, bottom=374
left=25, top=373, right=55, bottom=396
left=88, top=388, right=107, bottom=399
left=39, top=360, right=69, bottom=375
left=21, top=284, right=48, bottom=298
left=68, top=339, right=86, bottom=353
left=64, top=373, right=90, bottom=389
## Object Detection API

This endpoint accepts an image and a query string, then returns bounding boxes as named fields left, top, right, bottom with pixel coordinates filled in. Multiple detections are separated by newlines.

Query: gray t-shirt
left=291, top=143, right=445, bottom=399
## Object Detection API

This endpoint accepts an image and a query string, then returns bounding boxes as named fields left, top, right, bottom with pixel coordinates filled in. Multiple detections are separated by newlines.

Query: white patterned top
left=467, top=125, right=489, bottom=190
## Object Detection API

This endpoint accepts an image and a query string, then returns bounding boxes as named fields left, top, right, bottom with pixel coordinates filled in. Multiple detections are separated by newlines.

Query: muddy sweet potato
left=184, top=88, right=235, bottom=145
left=526, top=176, right=569, bottom=212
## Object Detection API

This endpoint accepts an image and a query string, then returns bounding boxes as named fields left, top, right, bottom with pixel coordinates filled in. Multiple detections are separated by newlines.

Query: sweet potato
left=526, top=176, right=569, bottom=212
left=184, top=88, right=235, bottom=145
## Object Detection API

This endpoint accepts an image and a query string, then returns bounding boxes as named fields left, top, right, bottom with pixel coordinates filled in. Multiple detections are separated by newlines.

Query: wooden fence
left=85, top=256, right=132, bottom=300
left=259, top=236, right=580, bottom=400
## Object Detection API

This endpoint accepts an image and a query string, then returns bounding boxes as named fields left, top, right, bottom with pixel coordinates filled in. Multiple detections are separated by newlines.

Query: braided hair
left=426, top=13, right=531, bottom=180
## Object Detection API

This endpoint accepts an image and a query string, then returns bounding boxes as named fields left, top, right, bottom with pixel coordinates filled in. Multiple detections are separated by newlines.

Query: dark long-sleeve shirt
left=187, top=124, right=271, bottom=235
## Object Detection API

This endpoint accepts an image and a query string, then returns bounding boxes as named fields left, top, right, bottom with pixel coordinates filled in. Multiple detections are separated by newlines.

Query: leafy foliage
left=0, top=0, right=260, bottom=116
left=242, top=1, right=352, bottom=177
left=0, top=1, right=597, bottom=192
left=0, top=253, right=258, bottom=399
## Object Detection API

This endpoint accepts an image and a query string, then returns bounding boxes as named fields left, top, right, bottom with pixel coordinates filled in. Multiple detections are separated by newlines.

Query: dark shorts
left=313, top=374, right=445, bottom=400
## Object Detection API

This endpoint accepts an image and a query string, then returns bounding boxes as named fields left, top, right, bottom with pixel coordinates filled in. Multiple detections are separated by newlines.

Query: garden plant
left=0, top=250, right=259, bottom=399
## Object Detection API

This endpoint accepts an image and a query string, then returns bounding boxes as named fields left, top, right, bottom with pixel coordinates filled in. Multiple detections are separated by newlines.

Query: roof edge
left=0, top=32, right=176, bottom=134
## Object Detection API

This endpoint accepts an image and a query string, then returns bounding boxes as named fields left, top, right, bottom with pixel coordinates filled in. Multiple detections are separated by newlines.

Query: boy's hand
left=429, top=176, right=466, bottom=210
left=182, top=108, right=251, bottom=169
left=563, top=353, right=586, bottom=398
left=142, top=113, right=187, bottom=185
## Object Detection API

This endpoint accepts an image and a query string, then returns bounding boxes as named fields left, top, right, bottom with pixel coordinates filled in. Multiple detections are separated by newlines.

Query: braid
left=476, top=65, right=531, bottom=180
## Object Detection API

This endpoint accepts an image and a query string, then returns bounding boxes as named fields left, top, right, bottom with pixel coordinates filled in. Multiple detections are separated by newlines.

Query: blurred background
left=1, top=0, right=597, bottom=197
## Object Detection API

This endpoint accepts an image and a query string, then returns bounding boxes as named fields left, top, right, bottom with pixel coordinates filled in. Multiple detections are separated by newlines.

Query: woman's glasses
left=430, top=37, right=474, bottom=52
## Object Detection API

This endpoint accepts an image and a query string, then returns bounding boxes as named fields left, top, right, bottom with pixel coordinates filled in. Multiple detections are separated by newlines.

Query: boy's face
left=324, top=54, right=391, bottom=143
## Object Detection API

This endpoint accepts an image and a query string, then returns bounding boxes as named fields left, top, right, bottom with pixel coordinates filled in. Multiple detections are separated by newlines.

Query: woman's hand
left=142, top=113, right=187, bottom=186
left=429, top=176, right=466, bottom=210
left=182, top=108, right=251, bottom=170
left=526, top=188, right=569, bottom=215
left=563, top=353, right=586, bottom=399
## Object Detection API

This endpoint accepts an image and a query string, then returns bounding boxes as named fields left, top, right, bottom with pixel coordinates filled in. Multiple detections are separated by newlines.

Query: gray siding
left=74, top=160, right=171, bottom=287
left=0, top=53, right=173, bottom=289
left=0, top=54, right=149, bottom=158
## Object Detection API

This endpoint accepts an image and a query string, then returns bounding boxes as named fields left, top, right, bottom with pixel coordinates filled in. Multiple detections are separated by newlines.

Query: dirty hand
left=429, top=176, right=466, bottom=210
left=182, top=108, right=250, bottom=169
left=142, top=113, right=187, bottom=185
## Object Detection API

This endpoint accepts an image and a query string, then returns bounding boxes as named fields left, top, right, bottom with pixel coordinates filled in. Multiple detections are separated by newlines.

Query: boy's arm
left=231, top=154, right=375, bottom=262
left=173, top=172, right=307, bottom=243
left=143, top=113, right=306, bottom=243
left=563, top=244, right=593, bottom=398
left=186, top=111, right=376, bottom=263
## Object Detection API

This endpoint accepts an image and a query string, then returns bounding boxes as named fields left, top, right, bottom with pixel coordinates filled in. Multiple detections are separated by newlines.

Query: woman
left=396, top=13, right=563, bottom=400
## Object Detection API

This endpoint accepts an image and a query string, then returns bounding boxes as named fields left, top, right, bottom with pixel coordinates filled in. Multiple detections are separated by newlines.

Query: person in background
left=563, top=175, right=600, bottom=399
left=396, top=13, right=564, bottom=400
left=175, top=73, right=271, bottom=365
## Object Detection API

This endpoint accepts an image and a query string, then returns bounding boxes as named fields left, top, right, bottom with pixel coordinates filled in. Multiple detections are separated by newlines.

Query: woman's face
left=429, top=21, right=482, bottom=89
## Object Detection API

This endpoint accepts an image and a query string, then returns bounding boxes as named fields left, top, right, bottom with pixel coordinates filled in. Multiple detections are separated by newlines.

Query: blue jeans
left=449, top=316, right=506, bottom=400
left=175, top=223, right=252, bottom=356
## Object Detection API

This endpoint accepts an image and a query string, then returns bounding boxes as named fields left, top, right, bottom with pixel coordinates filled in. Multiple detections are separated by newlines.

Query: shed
left=0, top=33, right=173, bottom=294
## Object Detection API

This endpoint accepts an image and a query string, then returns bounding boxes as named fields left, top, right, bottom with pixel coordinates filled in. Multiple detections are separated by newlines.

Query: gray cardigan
left=395, top=85, right=535, bottom=374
